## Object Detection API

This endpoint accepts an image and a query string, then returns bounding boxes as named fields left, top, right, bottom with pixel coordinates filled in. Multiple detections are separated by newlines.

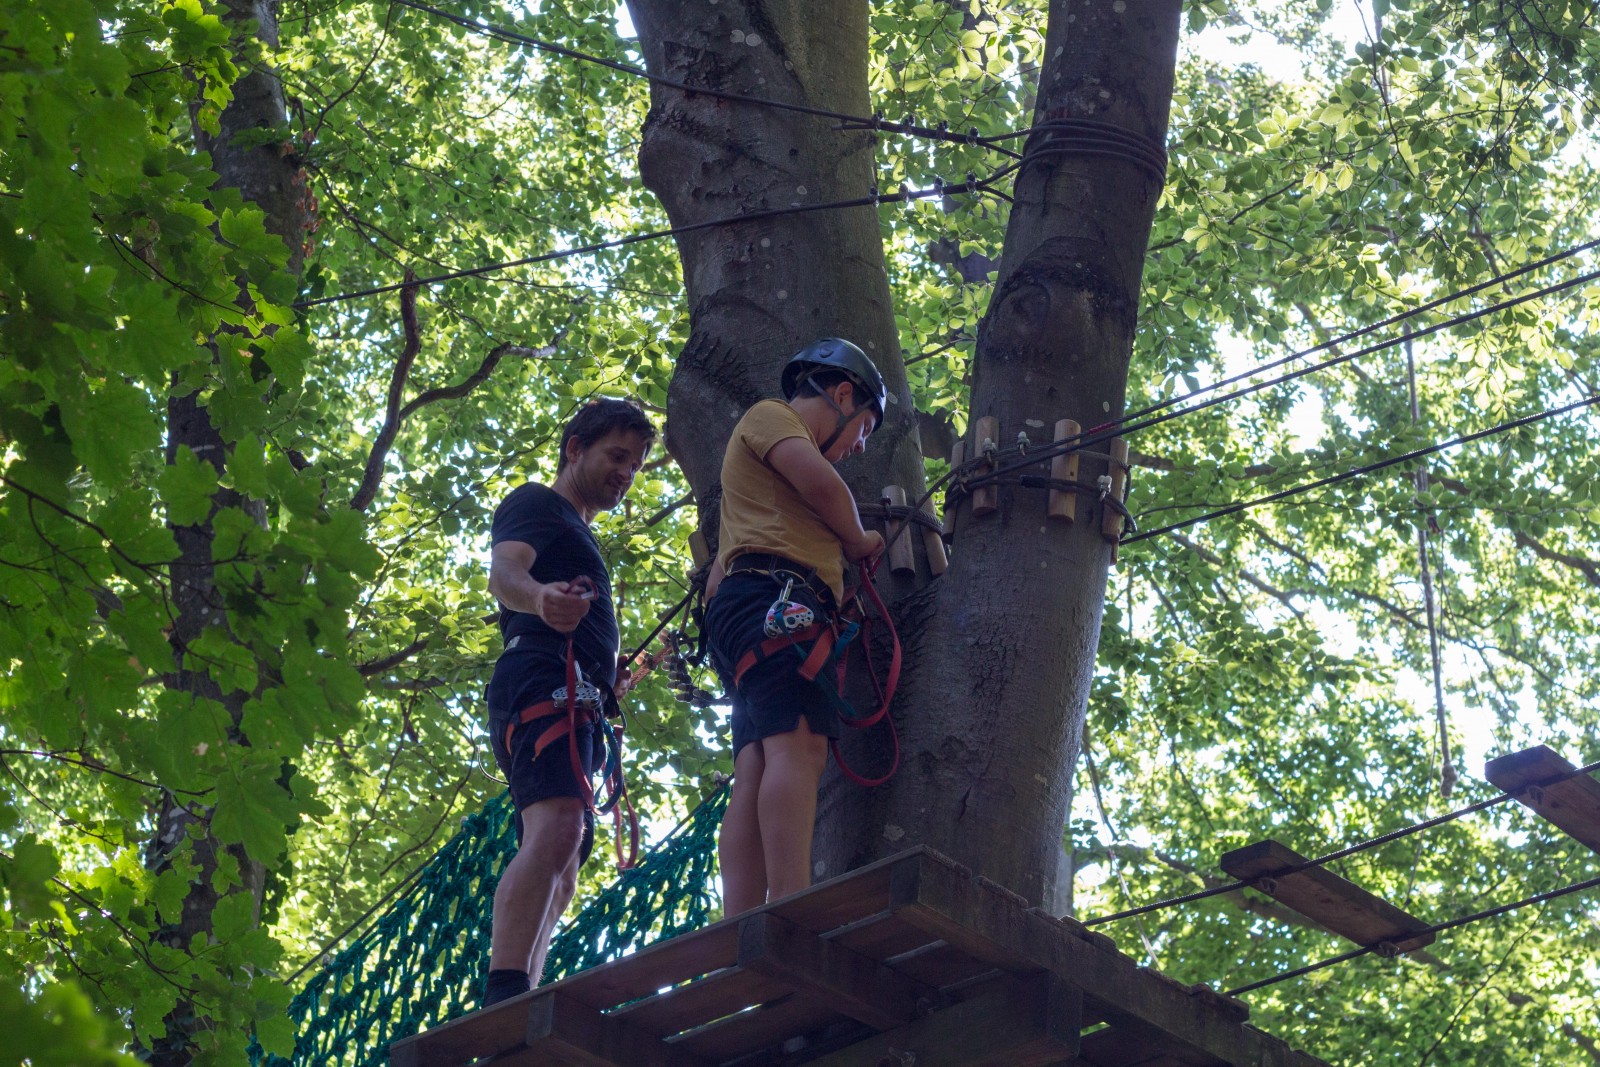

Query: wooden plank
left=827, top=908, right=943, bottom=963
left=803, top=974, right=1082, bottom=1067
left=1485, top=745, right=1600, bottom=856
left=1078, top=1024, right=1224, bottom=1067
left=553, top=848, right=925, bottom=1014
left=552, top=920, right=741, bottom=1012
left=738, top=912, right=932, bottom=1030
left=610, top=964, right=789, bottom=1038
left=1218, top=840, right=1434, bottom=953
left=883, top=485, right=916, bottom=577
left=972, top=417, right=999, bottom=517
left=667, top=992, right=842, bottom=1062
left=524, top=991, right=709, bottom=1067
left=388, top=993, right=531, bottom=1067
left=891, top=851, right=1330, bottom=1067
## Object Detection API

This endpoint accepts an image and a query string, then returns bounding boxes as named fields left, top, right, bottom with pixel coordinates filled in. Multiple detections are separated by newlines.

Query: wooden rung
left=1218, top=839, right=1435, bottom=953
left=688, top=531, right=710, bottom=569
left=1100, top=438, right=1129, bottom=540
left=1047, top=419, right=1080, bottom=523
left=736, top=912, right=931, bottom=1031
left=526, top=991, right=710, bottom=1067
left=922, top=500, right=949, bottom=576
left=1484, top=745, right=1600, bottom=856
left=972, top=416, right=998, bottom=518
left=882, top=486, right=916, bottom=577
left=943, top=441, right=964, bottom=538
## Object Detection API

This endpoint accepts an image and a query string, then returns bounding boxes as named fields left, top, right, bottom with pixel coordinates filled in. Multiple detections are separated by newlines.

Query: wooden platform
left=1485, top=745, right=1600, bottom=856
left=391, top=847, right=1328, bottom=1067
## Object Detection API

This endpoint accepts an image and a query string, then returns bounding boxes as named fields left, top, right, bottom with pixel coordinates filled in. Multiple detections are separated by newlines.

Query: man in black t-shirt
left=482, top=398, right=655, bottom=1007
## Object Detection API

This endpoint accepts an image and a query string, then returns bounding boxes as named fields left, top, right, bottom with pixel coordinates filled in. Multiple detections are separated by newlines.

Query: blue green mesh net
left=262, top=782, right=729, bottom=1066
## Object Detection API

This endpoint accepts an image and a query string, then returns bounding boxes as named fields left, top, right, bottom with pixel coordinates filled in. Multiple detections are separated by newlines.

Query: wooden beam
left=1484, top=745, right=1600, bottom=856
left=737, top=911, right=933, bottom=1030
left=389, top=995, right=530, bottom=1067
left=1218, top=840, right=1434, bottom=953
left=890, top=852, right=1328, bottom=1066
left=803, top=975, right=1082, bottom=1067
left=525, top=992, right=710, bottom=1067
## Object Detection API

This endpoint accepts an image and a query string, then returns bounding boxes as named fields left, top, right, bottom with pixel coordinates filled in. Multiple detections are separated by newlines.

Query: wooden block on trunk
left=882, top=485, right=916, bottom=577
left=1219, top=839, right=1434, bottom=953
left=973, top=416, right=999, bottom=517
left=1484, top=745, right=1600, bottom=856
left=1048, top=419, right=1081, bottom=523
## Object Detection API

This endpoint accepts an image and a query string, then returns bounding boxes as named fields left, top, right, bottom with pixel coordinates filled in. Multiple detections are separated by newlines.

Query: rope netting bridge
left=260, top=785, right=728, bottom=1067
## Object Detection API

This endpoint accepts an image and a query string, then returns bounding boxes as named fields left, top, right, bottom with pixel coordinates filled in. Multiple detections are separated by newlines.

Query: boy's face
left=566, top=429, right=651, bottom=510
left=823, top=383, right=878, bottom=463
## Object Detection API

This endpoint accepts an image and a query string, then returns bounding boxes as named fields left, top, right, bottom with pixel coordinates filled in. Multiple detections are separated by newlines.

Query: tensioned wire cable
left=391, top=0, right=1020, bottom=157
left=294, top=174, right=1004, bottom=308
left=888, top=260, right=1600, bottom=556
left=1084, top=754, right=1600, bottom=929
left=1120, top=390, right=1600, bottom=545
left=1222, top=871, right=1600, bottom=997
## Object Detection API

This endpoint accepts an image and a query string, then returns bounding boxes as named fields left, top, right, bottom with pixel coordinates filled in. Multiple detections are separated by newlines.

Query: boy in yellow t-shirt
left=704, top=338, right=889, bottom=915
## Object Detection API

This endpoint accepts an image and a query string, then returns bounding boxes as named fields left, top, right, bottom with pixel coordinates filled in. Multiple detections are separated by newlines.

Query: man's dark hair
left=556, top=397, right=657, bottom=471
left=788, top=368, right=871, bottom=410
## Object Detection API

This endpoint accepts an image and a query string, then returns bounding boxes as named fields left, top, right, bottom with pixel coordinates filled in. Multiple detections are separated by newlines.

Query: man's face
left=824, top=383, right=878, bottom=463
left=567, top=429, right=651, bottom=511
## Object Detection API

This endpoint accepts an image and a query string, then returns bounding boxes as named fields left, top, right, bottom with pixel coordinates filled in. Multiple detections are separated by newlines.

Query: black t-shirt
left=487, top=483, right=618, bottom=717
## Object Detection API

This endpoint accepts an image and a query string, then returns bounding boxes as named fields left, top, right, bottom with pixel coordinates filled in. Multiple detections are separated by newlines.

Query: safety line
left=1222, top=871, right=1600, bottom=997
left=1086, top=754, right=1600, bottom=928
left=392, top=0, right=1018, bottom=156
left=295, top=176, right=1001, bottom=308
left=1121, top=391, right=1600, bottom=545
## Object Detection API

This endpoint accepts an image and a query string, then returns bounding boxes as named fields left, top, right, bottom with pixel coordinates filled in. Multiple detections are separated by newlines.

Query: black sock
left=483, top=968, right=531, bottom=1007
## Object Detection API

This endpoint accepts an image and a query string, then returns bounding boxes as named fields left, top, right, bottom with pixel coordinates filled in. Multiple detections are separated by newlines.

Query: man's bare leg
left=489, top=797, right=588, bottom=973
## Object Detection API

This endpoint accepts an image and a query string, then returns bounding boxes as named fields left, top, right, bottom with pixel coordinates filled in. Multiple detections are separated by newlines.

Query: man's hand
left=536, top=580, right=593, bottom=633
left=845, top=529, right=885, bottom=563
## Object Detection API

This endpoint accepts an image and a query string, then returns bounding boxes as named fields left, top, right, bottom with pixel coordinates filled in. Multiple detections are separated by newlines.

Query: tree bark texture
left=634, top=0, right=1181, bottom=908
left=146, top=1, right=307, bottom=1061
left=843, top=0, right=1182, bottom=905
left=625, top=0, right=924, bottom=517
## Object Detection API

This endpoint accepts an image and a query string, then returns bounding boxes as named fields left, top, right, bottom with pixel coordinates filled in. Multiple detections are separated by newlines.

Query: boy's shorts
left=706, top=570, right=840, bottom=757
left=489, top=704, right=600, bottom=863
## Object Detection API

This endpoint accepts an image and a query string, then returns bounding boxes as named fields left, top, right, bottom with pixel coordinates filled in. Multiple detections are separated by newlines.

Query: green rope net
left=262, top=782, right=729, bottom=1067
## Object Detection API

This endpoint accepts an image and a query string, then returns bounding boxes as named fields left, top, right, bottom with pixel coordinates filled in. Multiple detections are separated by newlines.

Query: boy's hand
left=536, top=581, right=593, bottom=633
left=613, top=658, right=635, bottom=698
left=846, top=529, right=885, bottom=562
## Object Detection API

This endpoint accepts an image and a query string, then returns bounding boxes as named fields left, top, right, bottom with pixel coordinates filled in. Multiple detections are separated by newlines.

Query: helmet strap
left=807, top=376, right=857, bottom=460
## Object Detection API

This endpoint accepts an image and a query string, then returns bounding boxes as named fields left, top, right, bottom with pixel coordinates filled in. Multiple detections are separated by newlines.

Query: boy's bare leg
left=720, top=742, right=769, bottom=917
left=489, top=797, right=588, bottom=973
left=756, top=717, right=829, bottom=901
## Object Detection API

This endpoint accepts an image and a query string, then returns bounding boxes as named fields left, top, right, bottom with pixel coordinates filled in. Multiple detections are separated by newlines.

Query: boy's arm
left=766, top=438, right=884, bottom=561
left=488, top=540, right=593, bottom=633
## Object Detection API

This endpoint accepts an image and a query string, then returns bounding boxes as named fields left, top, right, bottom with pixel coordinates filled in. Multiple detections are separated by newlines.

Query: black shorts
left=706, top=572, right=840, bottom=757
left=489, top=708, right=599, bottom=864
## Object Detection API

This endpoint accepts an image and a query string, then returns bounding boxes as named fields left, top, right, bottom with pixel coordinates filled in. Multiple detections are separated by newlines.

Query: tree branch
left=352, top=275, right=422, bottom=512
left=356, top=637, right=429, bottom=677
left=1171, top=533, right=1306, bottom=618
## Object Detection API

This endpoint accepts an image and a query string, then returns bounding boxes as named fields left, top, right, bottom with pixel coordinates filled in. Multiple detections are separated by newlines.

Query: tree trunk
left=633, top=0, right=1181, bottom=908
left=848, top=0, right=1181, bottom=904
left=144, top=0, right=307, bottom=1060
left=624, top=0, right=923, bottom=512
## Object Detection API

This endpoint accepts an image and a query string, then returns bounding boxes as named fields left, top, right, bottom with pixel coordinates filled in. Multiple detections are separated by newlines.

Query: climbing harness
left=730, top=556, right=902, bottom=787
left=504, top=575, right=639, bottom=870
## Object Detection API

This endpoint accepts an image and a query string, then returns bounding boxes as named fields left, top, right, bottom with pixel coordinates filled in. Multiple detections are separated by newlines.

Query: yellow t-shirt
left=716, top=399, right=846, bottom=603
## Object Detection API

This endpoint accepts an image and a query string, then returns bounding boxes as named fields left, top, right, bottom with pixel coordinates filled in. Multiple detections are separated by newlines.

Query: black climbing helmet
left=780, top=337, right=890, bottom=431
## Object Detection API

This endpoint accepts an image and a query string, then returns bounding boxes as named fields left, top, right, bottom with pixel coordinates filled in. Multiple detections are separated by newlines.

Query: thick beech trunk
left=145, top=1, right=306, bottom=1060
left=634, top=0, right=1181, bottom=907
